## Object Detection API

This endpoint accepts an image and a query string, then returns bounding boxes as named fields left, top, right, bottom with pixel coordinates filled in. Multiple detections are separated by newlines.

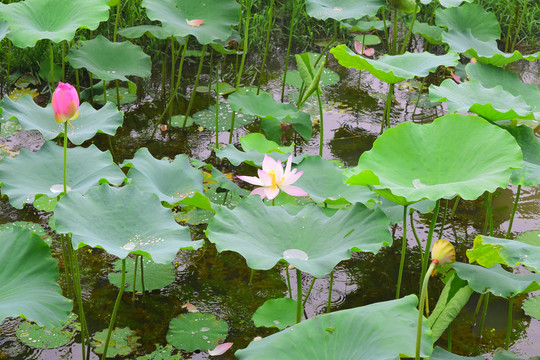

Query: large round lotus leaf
left=167, top=312, right=228, bottom=352
left=285, top=69, right=339, bottom=89
left=0, top=19, right=9, bottom=41
left=136, top=344, right=180, bottom=360
left=0, top=221, right=51, bottom=245
left=467, top=234, right=540, bottom=272
left=190, top=102, right=256, bottom=131
left=118, top=25, right=172, bottom=40
left=429, top=79, right=534, bottom=121
left=452, top=262, right=540, bottom=298
left=430, top=346, right=484, bottom=360
left=412, top=22, right=444, bottom=45
left=142, top=0, right=240, bottom=45
left=344, top=115, right=523, bottom=202
left=55, top=185, right=201, bottom=263
left=0, top=0, right=109, bottom=48
left=215, top=144, right=304, bottom=167
left=108, top=258, right=175, bottom=292
left=501, top=126, right=540, bottom=186
left=466, top=62, right=540, bottom=120
left=293, top=155, right=377, bottom=205
left=0, top=96, right=123, bottom=145
left=67, top=35, right=151, bottom=81
left=421, top=0, right=474, bottom=7
left=330, top=45, right=459, bottom=84
left=239, top=133, right=294, bottom=154
left=122, top=148, right=204, bottom=206
left=0, top=142, right=125, bottom=209
left=0, top=228, right=72, bottom=328
left=228, top=91, right=312, bottom=140
left=206, top=196, right=392, bottom=278
left=305, top=0, right=385, bottom=20
left=16, top=313, right=78, bottom=349
left=236, top=295, right=433, bottom=360
left=252, top=298, right=297, bottom=330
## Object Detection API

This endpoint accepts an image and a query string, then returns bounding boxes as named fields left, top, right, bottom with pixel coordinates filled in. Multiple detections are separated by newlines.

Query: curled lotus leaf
left=305, top=0, right=386, bottom=21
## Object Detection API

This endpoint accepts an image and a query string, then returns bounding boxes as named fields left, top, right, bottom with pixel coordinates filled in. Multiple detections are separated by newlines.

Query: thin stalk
left=207, top=50, right=214, bottom=105
left=419, top=200, right=440, bottom=297
left=50, top=41, right=55, bottom=92
left=249, top=269, right=255, bottom=285
left=302, top=277, right=316, bottom=307
left=215, top=61, right=221, bottom=147
left=400, top=1, right=420, bottom=54
left=358, top=34, right=366, bottom=88
left=447, top=324, right=452, bottom=352
left=89, top=73, right=94, bottom=100
left=296, top=268, right=302, bottom=323
left=317, top=90, right=324, bottom=156
left=485, top=192, right=494, bottom=236
left=313, top=21, right=338, bottom=69
left=103, top=81, right=107, bottom=104
left=63, top=122, right=68, bottom=194
left=511, top=0, right=528, bottom=52
left=396, top=205, right=409, bottom=299
left=505, top=297, right=514, bottom=349
left=169, top=38, right=176, bottom=119
left=416, top=262, right=437, bottom=360
left=60, top=235, right=71, bottom=297
left=286, top=265, right=292, bottom=298
left=326, top=271, right=333, bottom=313
left=438, top=199, right=449, bottom=239
left=61, top=41, right=65, bottom=82
left=69, top=247, right=88, bottom=360
left=392, top=8, right=398, bottom=55
left=115, top=80, right=120, bottom=106
left=382, top=7, right=390, bottom=53
left=101, top=259, right=126, bottom=360
left=505, top=0, right=519, bottom=53
left=132, top=255, right=139, bottom=303
left=450, top=195, right=460, bottom=217
left=381, top=83, right=395, bottom=133
left=257, top=0, right=275, bottom=95
left=410, top=213, right=424, bottom=261
left=411, top=77, right=426, bottom=118
left=113, top=0, right=122, bottom=42
left=140, top=255, right=146, bottom=298
left=478, top=293, right=490, bottom=337
left=474, top=293, right=485, bottom=319
left=151, top=35, right=190, bottom=136
left=75, top=69, right=80, bottom=94
left=280, top=0, right=299, bottom=102
left=506, top=185, right=521, bottom=238
left=6, top=40, right=11, bottom=92
left=182, top=44, right=207, bottom=127
left=161, top=46, right=167, bottom=98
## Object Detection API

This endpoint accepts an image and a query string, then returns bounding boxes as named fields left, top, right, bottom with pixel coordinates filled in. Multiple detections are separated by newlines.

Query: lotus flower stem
left=112, top=0, right=121, bottom=42
left=410, top=213, right=424, bottom=261
left=396, top=205, right=408, bottom=299
left=303, top=277, right=316, bottom=307
left=132, top=255, right=139, bottom=303
left=450, top=195, right=460, bottom=217
left=256, top=0, right=274, bottom=95
left=400, top=2, right=420, bottom=54
left=49, top=41, right=55, bottom=92
left=140, top=255, right=146, bottom=301
left=101, top=258, right=126, bottom=360
left=183, top=45, right=207, bottom=127
left=280, top=0, right=300, bottom=102
left=415, top=261, right=437, bottom=360
left=411, top=77, right=426, bottom=118
left=69, top=245, right=89, bottom=360
left=505, top=296, right=514, bottom=349
left=296, top=268, right=302, bottom=323
left=419, top=200, right=440, bottom=298
left=478, top=293, right=490, bottom=336
left=437, top=199, right=449, bottom=239
left=506, top=185, right=521, bottom=238
left=326, top=270, right=333, bottom=313
left=215, top=61, right=221, bottom=147
left=286, top=265, right=292, bottom=298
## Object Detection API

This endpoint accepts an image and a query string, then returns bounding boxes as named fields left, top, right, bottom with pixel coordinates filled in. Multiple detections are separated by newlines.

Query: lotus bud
left=52, top=82, right=79, bottom=125
left=431, top=240, right=456, bottom=266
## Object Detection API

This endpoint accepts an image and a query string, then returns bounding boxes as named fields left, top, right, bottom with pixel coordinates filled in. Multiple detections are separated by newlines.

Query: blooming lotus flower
left=238, top=154, right=308, bottom=200
left=52, top=82, right=79, bottom=126
left=186, top=19, right=204, bottom=27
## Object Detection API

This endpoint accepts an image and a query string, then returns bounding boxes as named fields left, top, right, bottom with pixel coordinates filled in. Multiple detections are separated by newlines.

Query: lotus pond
left=1, top=0, right=540, bottom=359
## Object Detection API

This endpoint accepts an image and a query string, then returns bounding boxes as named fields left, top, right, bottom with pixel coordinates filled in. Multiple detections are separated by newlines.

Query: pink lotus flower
left=238, top=154, right=308, bottom=201
left=52, top=82, right=79, bottom=126
left=186, top=19, right=204, bottom=27
left=354, top=40, right=375, bottom=57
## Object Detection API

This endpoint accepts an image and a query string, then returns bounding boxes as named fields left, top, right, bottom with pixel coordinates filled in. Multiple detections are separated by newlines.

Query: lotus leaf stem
left=103, top=80, right=107, bottom=104
left=183, top=44, right=207, bottom=128
left=392, top=8, right=398, bottom=55
left=317, top=89, right=324, bottom=156
left=474, top=293, right=485, bottom=319
left=6, top=40, right=11, bottom=92
left=50, top=40, right=55, bottom=92
left=382, top=7, right=390, bottom=53
left=437, top=199, right=449, bottom=240
left=419, top=200, right=440, bottom=299
left=140, top=255, right=146, bottom=300
left=113, top=0, right=122, bottom=42
left=396, top=205, right=409, bottom=299
left=450, top=195, right=460, bottom=217
left=257, top=0, right=274, bottom=95
left=505, top=296, right=514, bottom=349
left=296, top=268, right=302, bottom=323
left=506, top=185, right=521, bottom=239
left=326, top=270, right=334, bottom=313
left=447, top=324, right=452, bottom=352
left=280, top=0, right=299, bottom=102
left=400, top=2, right=420, bottom=54
left=286, top=265, right=292, bottom=298
left=61, top=41, right=65, bottom=82
left=215, top=61, right=221, bottom=147
left=132, top=255, right=139, bottom=303
left=302, top=277, right=316, bottom=307
left=69, top=245, right=89, bottom=360
left=412, top=77, right=426, bottom=118
left=60, top=234, right=71, bottom=298
left=410, top=213, right=424, bottom=262
left=169, top=38, right=176, bottom=120
left=416, top=261, right=436, bottom=360
left=249, top=269, right=255, bottom=285
left=101, top=258, right=126, bottom=359
left=478, top=293, right=490, bottom=336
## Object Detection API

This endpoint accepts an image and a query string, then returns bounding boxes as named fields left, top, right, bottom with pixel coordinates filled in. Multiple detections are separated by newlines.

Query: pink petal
left=262, top=154, right=279, bottom=173
left=237, top=175, right=264, bottom=186
left=363, top=47, right=375, bottom=57
left=274, top=160, right=284, bottom=182
left=52, top=82, right=79, bottom=123
left=451, top=72, right=461, bottom=84
left=281, top=185, right=308, bottom=197
left=283, top=155, right=293, bottom=177
left=182, top=301, right=199, bottom=313
left=258, top=169, right=273, bottom=186
left=208, top=342, right=233, bottom=356
left=354, top=40, right=364, bottom=55
left=264, top=187, right=280, bottom=200
left=186, top=19, right=204, bottom=27
left=281, top=170, right=304, bottom=187
left=250, top=187, right=267, bottom=199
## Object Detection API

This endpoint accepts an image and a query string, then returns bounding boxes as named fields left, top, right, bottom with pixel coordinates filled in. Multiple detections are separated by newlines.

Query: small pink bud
left=52, top=82, right=79, bottom=124
left=186, top=19, right=204, bottom=27
left=182, top=301, right=199, bottom=313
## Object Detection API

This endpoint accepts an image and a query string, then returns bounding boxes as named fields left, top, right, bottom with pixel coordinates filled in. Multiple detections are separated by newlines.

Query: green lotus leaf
left=16, top=313, right=78, bottom=349
left=108, top=258, right=175, bottom=292
left=206, top=196, right=392, bottom=278
left=285, top=69, right=339, bottom=89
left=38, top=54, right=62, bottom=83
left=466, top=62, right=540, bottom=119
left=345, top=115, right=523, bottom=202
left=330, top=45, right=459, bottom=84
left=429, top=79, right=534, bottom=121
left=0, top=228, right=72, bottom=328
left=467, top=234, right=540, bottom=272
left=190, top=102, right=256, bottom=131
left=67, top=35, right=151, bottom=81
left=55, top=184, right=201, bottom=263
left=305, top=0, right=386, bottom=20
left=0, top=142, right=125, bottom=209
left=236, top=295, right=433, bottom=359
left=118, top=25, right=172, bottom=39
left=239, top=133, right=294, bottom=154
left=493, top=350, right=540, bottom=360
left=0, top=221, right=51, bottom=245
left=0, top=119, right=20, bottom=138
left=136, top=344, right=181, bottom=360
left=0, top=0, right=109, bottom=48
left=436, top=4, right=540, bottom=66
left=122, top=147, right=204, bottom=207
left=228, top=91, right=312, bottom=140
left=167, top=312, right=228, bottom=352
left=92, top=327, right=140, bottom=357
left=341, top=19, right=385, bottom=31
left=216, top=144, right=295, bottom=167
left=412, top=22, right=444, bottom=44
left=371, top=197, right=436, bottom=225
left=294, top=155, right=378, bottom=204
left=142, top=0, right=240, bottom=44
left=0, top=96, right=124, bottom=145
left=452, top=262, right=540, bottom=298
left=501, top=126, right=540, bottom=186
left=252, top=298, right=297, bottom=330
left=523, top=295, right=540, bottom=321
left=353, top=34, right=381, bottom=46
left=421, top=0, right=474, bottom=7
left=0, top=19, right=9, bottom=41
left=430, top=346, right=484, bottom=360
left=204, top=164, right=246, bottom=197
left=93, top=87, right=137, bottom=106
